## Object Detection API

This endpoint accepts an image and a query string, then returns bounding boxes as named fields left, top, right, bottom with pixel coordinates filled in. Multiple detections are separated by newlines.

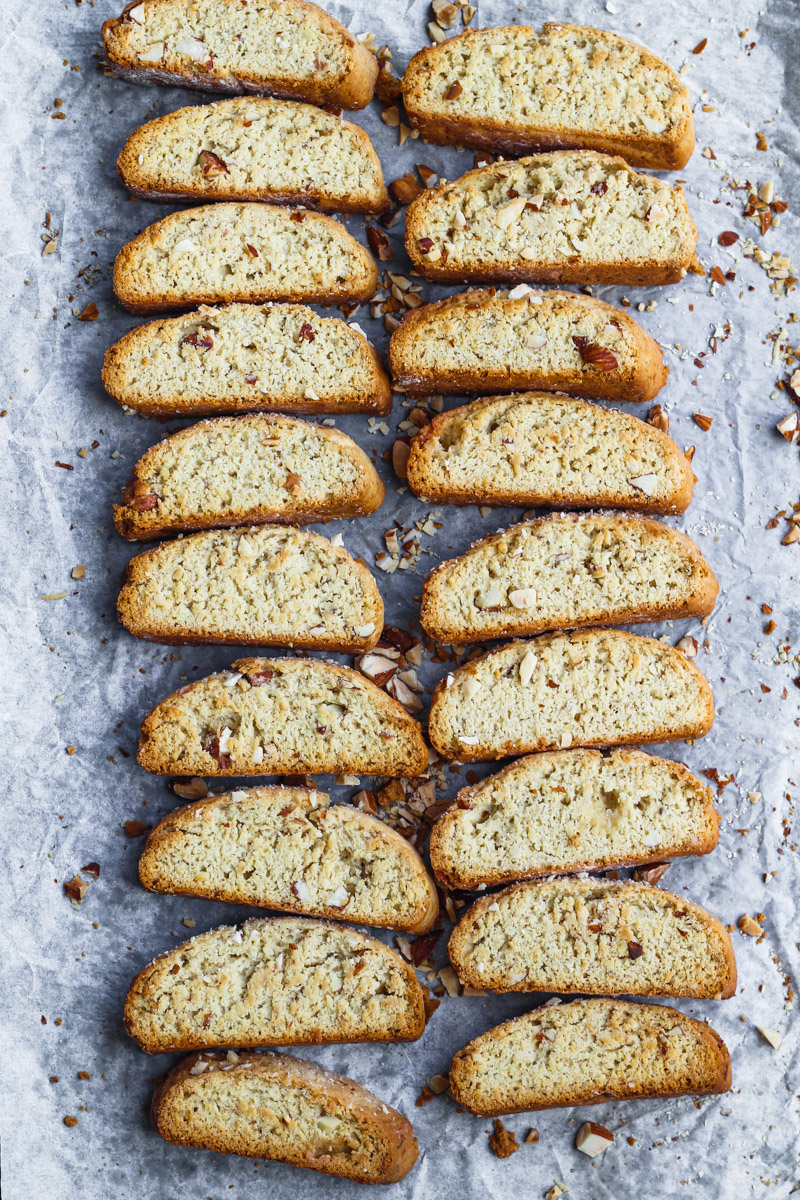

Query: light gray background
left=2, top=0, right=799, bottom=1196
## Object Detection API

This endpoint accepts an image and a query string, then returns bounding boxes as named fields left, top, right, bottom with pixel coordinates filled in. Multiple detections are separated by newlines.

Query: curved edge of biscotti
left=388, top=289, right=669, bottom=403
left=117, top=527, right=385, bottom=653
left=138, top=785, right=439, bottom=934
left=447, top=999, right=731, bottom=1116
left=150, top=1051, right=419, bottom=1182
left=428, top=747, right=720, bottom=890
left=419, top=515, right=719, bottom=645
left=448, top=879, right=737, bottom=1000
left=103, top=1, right=379, bottom=110
left=405, top=396, right=696, bottom=515
left=124, top=917, right=427, bottom=1052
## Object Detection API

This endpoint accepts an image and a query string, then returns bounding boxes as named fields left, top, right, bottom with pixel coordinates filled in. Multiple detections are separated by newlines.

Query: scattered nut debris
left=489, top=1118, right=519, bottom=1158
left=576, top=1121, right=614, bottom=1157
left=737, top=913, right=764, bottom=937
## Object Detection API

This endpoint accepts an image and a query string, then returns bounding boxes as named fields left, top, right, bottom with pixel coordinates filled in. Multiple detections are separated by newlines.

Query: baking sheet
left=1, top=0, right=799, bottom=1195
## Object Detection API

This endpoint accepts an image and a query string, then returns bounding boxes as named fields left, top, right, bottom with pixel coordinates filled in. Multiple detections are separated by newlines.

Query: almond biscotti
left=448, top=877, right=736, bottom=999
left=140, top=785, right=438, bottom=933
left=407, top=394, right=694, bottom=515
left=113, top=415, right=384, bottom=541
left=103, top=0, right=378, bottom=109
left=118, top=526, right=384, bottom=653
left=103, top=303, right=391, bottom=419
left=420, top=513, right=718, bottom=645
left=402, top=23, right=694, bottom=169
left=429, top=748, right=719, bottom=891
left=405, top=151, right=698, bottom=286
left=138, top=656, right=428, bottom=777
left=152, top=1051, right=418, bottom=1183
left=125, top=917, right=426, bottom=1053
left=428, top=629, right=714, bottom=762
left=388, top=288, right=667, bottom=403
left=113, top=203, right=377, bottom=314
left=448, top=999, right=731, bottom=1116
left=118, top=97, right=388, bottom=213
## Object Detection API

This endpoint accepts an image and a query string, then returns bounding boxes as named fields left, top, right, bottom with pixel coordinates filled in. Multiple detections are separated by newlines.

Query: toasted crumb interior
left=127, top=918, right=420, bottom=1050
left=452, top=879, right=731, bottom=997
left=431, top=749, right=716, bottom=888
left=451, top=999, right=727, bottom=1112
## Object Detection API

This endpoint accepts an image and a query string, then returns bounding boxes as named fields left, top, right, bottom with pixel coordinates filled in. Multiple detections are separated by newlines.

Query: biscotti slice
left=406, top=393, right=694, bottom=515
left=114, top=415, right=384, bottom=541
left=118, top=526, right=384, bottom=653
left=152, top=1050, right=418, bottom=1182
left=103, top=303, right=391, bottom=418
left=421, top=513, right=718, bottom=645
left=138, top=656, right=428, bottom=777
left=429, top=748, right=719, bottom=890
left=402, top=23, right=693, bottom=170
left=140, top=785, right=438, bottom=933
left=405, top=151, right=697, bottom=286
left=113, top=203, right=377, bottom=314
left=118, top=96, right=388, bottom=213
left=428, top=629, right=714, bottom=762
left=448, top=877, right=736, bottom=999
left=388, top=288, right=667, bottom=403
left=103, top=0, right=378, bottom=109
left=125, top=916, right=425, bottom=1053
left=448, top=999, right=731, bottom=1116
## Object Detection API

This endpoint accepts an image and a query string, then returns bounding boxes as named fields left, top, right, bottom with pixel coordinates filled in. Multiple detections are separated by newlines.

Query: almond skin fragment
left=444, top=80, right=463, bottom=100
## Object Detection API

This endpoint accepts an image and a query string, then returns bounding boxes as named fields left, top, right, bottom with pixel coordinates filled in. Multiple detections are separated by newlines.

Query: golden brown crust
left=103, top=0, right=378, bottom=109
left=388, top=288, right=668, bottom=403
left=151, top=1051, right=418, bottom=1182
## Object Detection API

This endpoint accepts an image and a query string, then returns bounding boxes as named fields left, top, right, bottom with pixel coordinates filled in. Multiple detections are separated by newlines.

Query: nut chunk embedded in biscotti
left=103, top=0, right=379, bottom=110
left=138, top=656, right=428, bottom=778
left=125, top=917, right=426, bottom=1053
left=448, top=998, right=731, bottom=1116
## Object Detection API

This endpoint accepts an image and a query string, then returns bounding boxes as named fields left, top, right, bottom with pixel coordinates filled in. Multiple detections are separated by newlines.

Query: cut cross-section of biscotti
left=140, top=785, right=439, bottom=934
left=125, top=917, right=426, bottom=1053
left=388, top=288, right=667, bottom=402
left=118, top=526, right=385, bottom=653
left=428, top=629, right=714, bottom=762
left=402, top=23, right=694, bottom=170
left=448, top=877, right=736, bottom=999
left=113, top=203, right=377, bottom=314
left=103, top=303, right=391, bottom=419
left=118, top=97, right=388, bottom=213
left=421, top=513, right=718, bottom=645
left=406, top=393, right=694, bottom=515
left=429, top=748, right=719, bottom=890
left=103, top=0, right=378, bottom=110
left=152, top=1051, right=418, bottom=1183
left=113, top=415, right=384, bottom=541
left=448, top=999, right=731, bottom=1116
left=138, top=656, right=428, bottom=777
left=405, top=151, right=698, bottom=286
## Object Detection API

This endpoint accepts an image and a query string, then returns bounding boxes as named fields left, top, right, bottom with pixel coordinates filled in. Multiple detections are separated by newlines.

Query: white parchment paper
left=1, top=0, right=799, bottom=1196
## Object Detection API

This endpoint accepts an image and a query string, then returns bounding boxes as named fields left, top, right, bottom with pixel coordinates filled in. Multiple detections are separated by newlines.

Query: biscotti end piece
left=113, top=203, right=377, bottom=314
left=388, top=288, right=668, bottom=403
left=421, top=513, right=718, bottom=645
left=448, top=877, right=736, bottom=1000
left=138, top=656, right=428, bottom=777
left=103, top=0, right=378, bottom=110
left=103, top=303, right=392, bottom=419
left=113, top=415, right=385, bottom=541
left=117, top=97, right=389, bottom=213
left=152, top=1051, right=418, bottom=1182
left=139, top=785, right=439, bottom=934
left=448, top=998, right=730, bottom=1116
left=402, top=23, right=693, bottom=169
left=405, top=151, right=698, bottom=286
left=118, top=526, right=384, bottom=653
left=126, top=917, right=426, bottom=1053
left=429, top=748, right=719, bottom=890
left=428, top=629, right=714, bottom=762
